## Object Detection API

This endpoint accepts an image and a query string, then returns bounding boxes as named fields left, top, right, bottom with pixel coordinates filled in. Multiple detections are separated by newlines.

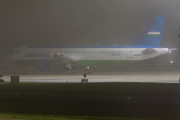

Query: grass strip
left=0, top=113, right=162, bottom=120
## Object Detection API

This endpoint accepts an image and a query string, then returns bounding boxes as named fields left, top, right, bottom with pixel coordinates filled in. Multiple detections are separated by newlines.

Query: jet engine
left=36, top=60, right=52, bottom=71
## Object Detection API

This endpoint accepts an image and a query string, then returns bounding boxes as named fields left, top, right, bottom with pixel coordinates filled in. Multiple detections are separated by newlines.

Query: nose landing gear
left=84, top=66, right=92, bottom=74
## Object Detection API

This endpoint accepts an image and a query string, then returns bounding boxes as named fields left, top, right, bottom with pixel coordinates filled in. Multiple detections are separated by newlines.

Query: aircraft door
left=127, top=48, right=133, bottom=60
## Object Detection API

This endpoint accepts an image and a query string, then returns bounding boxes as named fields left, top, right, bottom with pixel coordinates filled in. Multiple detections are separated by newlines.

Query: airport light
left=178, top=63, right=179, bottom=65
left=171, top=61, right=173, bottom=64
left=169, top=50, right=171, bottom=53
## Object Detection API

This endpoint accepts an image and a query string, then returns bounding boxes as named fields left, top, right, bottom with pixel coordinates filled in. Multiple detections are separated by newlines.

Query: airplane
left=3, top=16, right=176, bottom=74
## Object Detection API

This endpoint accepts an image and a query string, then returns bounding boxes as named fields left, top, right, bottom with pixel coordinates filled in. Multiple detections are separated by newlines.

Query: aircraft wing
left=53, top=53, right=76, bottom=64
left=142, top=48, right=157, bottom=55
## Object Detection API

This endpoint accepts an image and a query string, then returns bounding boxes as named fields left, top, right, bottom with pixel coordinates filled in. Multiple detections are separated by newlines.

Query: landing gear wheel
left=85, top=70, right=91, bottom=74
left=23, top=70, right=28, bottom=74
left=68, top=70, right=75, bottom=74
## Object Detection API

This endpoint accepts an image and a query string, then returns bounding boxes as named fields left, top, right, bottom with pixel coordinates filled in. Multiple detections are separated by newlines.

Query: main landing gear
left=23, top=65, right=29, bottom=74
left=65, top=64, right=92, bottom=74
left=66, top=63, right=75, bottom=74
left=67, top=69, right=75, bottom=74
left=84, top=66, right=92, bottom=74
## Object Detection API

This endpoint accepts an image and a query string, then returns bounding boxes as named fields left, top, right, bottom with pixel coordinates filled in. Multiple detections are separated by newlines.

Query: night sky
left=1, top=0, right=180, bottom=61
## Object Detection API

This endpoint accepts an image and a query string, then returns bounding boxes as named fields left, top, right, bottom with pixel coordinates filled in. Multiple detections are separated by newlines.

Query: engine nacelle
left=36, top=60, right=52, bottom=71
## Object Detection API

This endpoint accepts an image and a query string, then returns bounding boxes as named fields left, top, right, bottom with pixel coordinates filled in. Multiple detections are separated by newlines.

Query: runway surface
left=2, top=71, right=180, bottom=83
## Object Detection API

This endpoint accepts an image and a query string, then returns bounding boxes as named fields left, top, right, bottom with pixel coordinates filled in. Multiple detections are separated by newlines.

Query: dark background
left=1, top=0, right=180, bottom=62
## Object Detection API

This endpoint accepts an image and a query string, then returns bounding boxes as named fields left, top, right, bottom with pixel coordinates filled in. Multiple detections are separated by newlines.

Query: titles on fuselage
left=134, top=54, right=142, bottom=56
left=24, top=53, right=49, bottom=57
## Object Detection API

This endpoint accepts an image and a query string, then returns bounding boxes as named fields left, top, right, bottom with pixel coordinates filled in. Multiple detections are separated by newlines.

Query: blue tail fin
left=134, top=16, right=166, bottom=47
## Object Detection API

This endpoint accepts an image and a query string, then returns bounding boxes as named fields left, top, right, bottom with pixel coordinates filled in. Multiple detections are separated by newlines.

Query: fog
left=1, top=0, right=180, bottom=60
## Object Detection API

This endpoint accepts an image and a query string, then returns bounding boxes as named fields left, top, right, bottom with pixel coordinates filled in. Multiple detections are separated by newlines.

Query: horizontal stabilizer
left=142, top=48, right=157, bottom=55
left=169, top=48, right=178, bottom=51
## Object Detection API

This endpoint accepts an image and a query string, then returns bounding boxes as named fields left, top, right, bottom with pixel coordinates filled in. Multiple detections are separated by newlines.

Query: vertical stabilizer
left=134, top=16, right=166, bottom=47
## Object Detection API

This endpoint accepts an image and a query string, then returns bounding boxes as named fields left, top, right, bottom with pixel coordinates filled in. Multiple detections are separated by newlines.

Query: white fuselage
left=6, top=46, right=169, bottom=63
